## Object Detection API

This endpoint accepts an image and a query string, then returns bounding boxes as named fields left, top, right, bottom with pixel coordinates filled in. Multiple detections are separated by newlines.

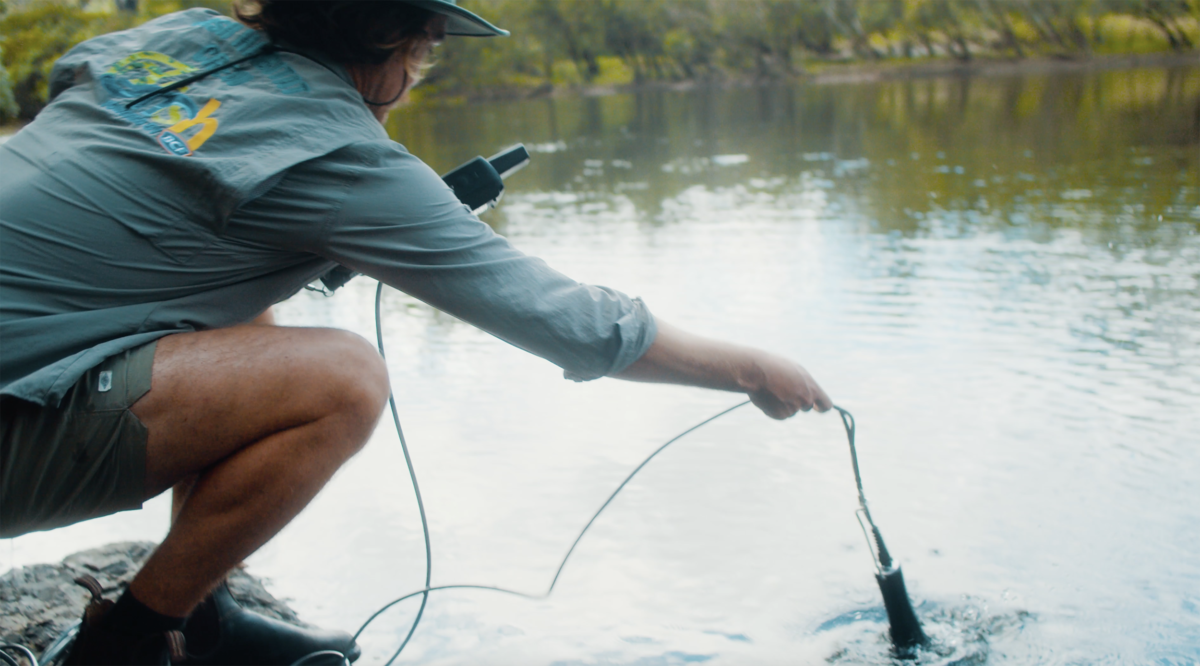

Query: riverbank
left=1, top=50, right=1194, bottom=135
left=797, top=49, right=1199, bottom=85
left=421, top=50, right=1200, bottom=103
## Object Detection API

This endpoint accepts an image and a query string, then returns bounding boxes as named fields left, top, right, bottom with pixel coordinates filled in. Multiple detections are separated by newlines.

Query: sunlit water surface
left=7, top=65, right=1200, bottom=665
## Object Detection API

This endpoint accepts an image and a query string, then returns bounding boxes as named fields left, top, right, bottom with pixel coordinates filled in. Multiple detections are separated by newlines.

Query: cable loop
left=0, top=644, right=37, bottom=666
left=350, top=284, right=869, bottom=662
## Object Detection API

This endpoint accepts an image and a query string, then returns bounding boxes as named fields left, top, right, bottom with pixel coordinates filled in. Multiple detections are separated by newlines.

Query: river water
left=7, top=64, right=1200, bottom=665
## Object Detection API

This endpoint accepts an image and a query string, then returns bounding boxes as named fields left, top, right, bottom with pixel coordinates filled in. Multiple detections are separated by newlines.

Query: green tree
left=525, top=0, right=607, bottom=82
left=1106, top=0, right=1198, bottom=49
left=660, top=0, right=719, bottom=79
left=974, top=0, right=1027, bottom=58
left=0, top=46, right=20, bottom=123
left=823, top=0, right=872, bottom=58
left=896, top=0, right=984, bottom=61
left=0, top=2, right=124, bottom=119
left=2, top=0, right=1195, bottom=114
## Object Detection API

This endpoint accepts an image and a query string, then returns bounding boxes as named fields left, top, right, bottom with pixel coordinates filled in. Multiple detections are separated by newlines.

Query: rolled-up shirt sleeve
left=311, top=141, right=657, bottom=380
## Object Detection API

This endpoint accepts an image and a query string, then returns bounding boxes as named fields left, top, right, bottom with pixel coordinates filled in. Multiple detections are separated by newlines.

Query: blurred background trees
left=2, top=0, right=1197, bottom=122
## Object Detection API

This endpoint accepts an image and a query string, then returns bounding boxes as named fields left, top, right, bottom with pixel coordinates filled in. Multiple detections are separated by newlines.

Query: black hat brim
left=403, top=0, right=508, bottom=37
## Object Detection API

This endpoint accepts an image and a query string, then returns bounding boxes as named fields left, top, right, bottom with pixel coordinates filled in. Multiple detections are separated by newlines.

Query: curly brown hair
left=234, top=1, right=438, bottom=66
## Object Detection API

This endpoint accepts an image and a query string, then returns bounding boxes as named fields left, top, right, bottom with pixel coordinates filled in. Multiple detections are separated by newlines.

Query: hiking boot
left=62, top=575, right=187, bottom=666
left=182, top=581, right=361, bottom=665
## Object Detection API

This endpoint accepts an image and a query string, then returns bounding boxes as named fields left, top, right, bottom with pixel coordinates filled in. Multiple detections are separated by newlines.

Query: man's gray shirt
left=0, top=9, right=656, bottom=407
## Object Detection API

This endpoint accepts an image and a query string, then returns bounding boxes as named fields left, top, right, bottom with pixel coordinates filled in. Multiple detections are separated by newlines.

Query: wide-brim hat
left=403, top=0, right=508, bottom=37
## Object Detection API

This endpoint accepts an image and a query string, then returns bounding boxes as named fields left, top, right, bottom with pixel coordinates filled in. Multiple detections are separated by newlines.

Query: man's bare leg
left=169, top=476, right=195, bottom=524
left=126, top=325, right=389, bottom=618
left=169, top=310, right=274, bottom=525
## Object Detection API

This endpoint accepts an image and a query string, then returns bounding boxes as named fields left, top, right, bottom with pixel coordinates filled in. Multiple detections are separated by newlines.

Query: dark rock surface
left=1, top=542, right=304, bottom=661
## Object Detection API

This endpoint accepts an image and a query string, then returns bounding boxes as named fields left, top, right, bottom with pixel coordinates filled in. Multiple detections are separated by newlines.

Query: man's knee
left=312, top=329, right=390, bottom=438
left=136, top=327, right=390, bottom=495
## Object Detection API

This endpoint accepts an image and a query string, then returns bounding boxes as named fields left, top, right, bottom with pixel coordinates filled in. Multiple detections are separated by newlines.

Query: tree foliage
left=420, top=0, right=1199, bottom=96
left=0, top=0, right=225, bottom=121
left=2, top=0, right=1197, bottom=121
left=1, top=2, right=125, bottom=121
left=0, top=46, right=19, bottom=121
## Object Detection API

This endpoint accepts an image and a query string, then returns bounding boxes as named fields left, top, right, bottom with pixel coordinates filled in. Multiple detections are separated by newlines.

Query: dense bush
left=0, top=46, right=19, bottom=122
left=0, top=0, right=227, bottom=122
left=1, top=0, right=1196, bottom=121
left=420, top=0, right=1197, bottom=96
left=1, top=2, right=147, bottom=121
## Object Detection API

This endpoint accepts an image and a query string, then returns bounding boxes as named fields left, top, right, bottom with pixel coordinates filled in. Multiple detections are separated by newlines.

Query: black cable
left=125, top=45, right=277, bottom=108
left=4, top=644, right=36, bottom=666
left=0, top=644, right=36, bottom=666
left=370, top=282, right=432, bottom=666
left=287, top=650, right=349, bottom=666
left=361, top=70, right=409, bottom=107
left=348, top=397, right=758, bottom=656
left=544, top=399, right=752, bottom=594
left=356, top=282, right=854, bottom=662
left=351, top=396, right=756, bottom=646
left=835, top=406, right=892, bottom=570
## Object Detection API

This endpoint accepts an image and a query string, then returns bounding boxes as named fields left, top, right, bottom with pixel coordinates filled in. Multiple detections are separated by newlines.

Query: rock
left=0, top=542, right=305, bottom=662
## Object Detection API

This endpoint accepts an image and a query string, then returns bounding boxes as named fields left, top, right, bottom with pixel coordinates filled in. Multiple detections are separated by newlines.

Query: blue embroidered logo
left=97, top=18, right=310, bottom=155
left=98, top=51, right=227, bottom=156
left=157, top=131, right=192, bottom=156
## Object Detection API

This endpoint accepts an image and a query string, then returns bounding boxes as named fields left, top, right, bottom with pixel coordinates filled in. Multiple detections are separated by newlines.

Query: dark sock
left=100, top=590, right=187, bottom=636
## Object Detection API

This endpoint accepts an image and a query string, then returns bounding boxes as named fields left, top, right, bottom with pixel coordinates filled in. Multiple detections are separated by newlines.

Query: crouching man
left=0, top=1, right=830, bottom=664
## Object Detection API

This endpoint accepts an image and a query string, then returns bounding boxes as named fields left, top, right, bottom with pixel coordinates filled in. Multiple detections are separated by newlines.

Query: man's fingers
left=747, top=357, right=832, bottom=420
left=750, top=393, right=790, bottom=420
left=794, top=369, right=830, bottom=415
left=755, top=393, right=813, bottom=419
left=813, top=384, right=833, bottom=413
left=815, top=398, right=832, bottom=413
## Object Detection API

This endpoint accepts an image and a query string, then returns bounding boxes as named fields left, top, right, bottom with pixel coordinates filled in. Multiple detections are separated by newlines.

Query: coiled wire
left=355, top=281, right=857, bottom=665
left=0, top=644, right=37, bottom=666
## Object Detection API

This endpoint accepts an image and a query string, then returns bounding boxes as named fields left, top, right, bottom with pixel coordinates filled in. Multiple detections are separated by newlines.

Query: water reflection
left=388, top=65, right=1200, bottom=401
left=391, top=65, right=1198, bottom=241
left=368, top=64, right=1198, bottom=665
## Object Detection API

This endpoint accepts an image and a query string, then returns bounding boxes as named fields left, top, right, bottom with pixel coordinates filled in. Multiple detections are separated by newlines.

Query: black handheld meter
left=441, top=144, right=531, bottom=214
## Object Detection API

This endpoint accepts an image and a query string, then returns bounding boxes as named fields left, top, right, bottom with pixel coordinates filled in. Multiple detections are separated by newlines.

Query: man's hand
left=743, top=350, right=832, bottom=419
left=612, top=318, right=832, bottom=419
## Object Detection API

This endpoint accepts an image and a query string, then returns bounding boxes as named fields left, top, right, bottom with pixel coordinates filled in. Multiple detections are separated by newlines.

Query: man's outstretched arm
left=611, top=319, right=832, bottom=420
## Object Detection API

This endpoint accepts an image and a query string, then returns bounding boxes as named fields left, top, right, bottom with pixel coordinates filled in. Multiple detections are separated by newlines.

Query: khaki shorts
left=0, top=341, right=157, bottom=538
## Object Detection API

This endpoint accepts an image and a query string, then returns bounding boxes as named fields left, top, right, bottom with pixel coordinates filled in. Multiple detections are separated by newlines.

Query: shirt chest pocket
left=148, top=218, right=219, bottom=262
left=135, top=215, right=218, bottom=264
left=114, top=169, right=228, bottom=264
